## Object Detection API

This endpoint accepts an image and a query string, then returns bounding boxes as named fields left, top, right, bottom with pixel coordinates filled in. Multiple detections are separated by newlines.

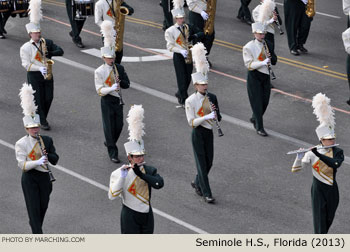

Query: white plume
left=257, top=0, right=275, bottom=23
left=19, top=83, right=37, bottom=116
left=191, top=42, right=209, bottom=75
left=312, top=93, right=335, bottom=128
left=173, top=0, right=184, bottom=9
left=29, top=0, right=42, bottom=25
left=126, top=105, right=145, bottom=141
left=101, top=20, right=116, bottom=48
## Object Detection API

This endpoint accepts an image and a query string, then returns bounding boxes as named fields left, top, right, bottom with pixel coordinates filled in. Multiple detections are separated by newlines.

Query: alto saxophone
left=184, top=25, right=193, bottom=64
left=203, top=0, right=217, bottom=35
left=305, top=0, right=315, bottom=18
left=114, top=0, right=130, bottom=52
left=41, top=38, right=54, bottom=80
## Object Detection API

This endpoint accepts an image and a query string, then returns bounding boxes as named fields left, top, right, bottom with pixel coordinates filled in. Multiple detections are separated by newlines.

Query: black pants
left=21, top=170, right=52, bottom=234
left=101, top=95, right=123, bottom=159
left=237, top=0, right=252, bottom=20
left=173, top=53, right=193, bottom=104
left=120, top=205, right=154, bottom=234
left=27, top=72, right=54, bottom=125
left=311, top=178, right=339, bottom=234
left=189, top=11, right=215, bottom=55
left=192, top=126, right=214, bottom=198
left=0, top=11, right=10, bottom=34
left=284, top=0, right=312, bottom=51
left=66, top=0, right=86, bottom=42
left=247, top=70, right=271, bottom=131
left=161, top=0, right=173, bottom=30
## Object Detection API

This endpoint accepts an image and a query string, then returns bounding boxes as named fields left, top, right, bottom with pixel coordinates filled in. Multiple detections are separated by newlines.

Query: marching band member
left=243, top=22, right=277, bottom=137
left=160, top=0, right=173, bottom=31
left=65, top=0, right=86, bottom=48
left=186, top=0, right=215, bottom=66
left=237, top=0, right=253, bottom=25
left=15, top=83, right=59, bottom=234
left=185, top=43, right=221, bottom=204
left=95, top=0, right=134, bottom=64
left=0, top=10, right=10, bottom=39
left=165, top=0, right=204, bottom=107
left=284, top=0, right=313, bottom=56
left=94, top=20, right=130, bottom=163
left=20, top=0, right=64, bottom=130
left=108, top=105, right=164, bottom=233
left=291, top=93, right=344, bottom=234
left=342, top=0, right=350, bottom=106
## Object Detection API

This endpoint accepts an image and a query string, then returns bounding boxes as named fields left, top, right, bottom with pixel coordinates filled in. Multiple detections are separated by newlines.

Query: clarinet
left=112, top=65, right=125, bottom=105
left=205, top=90, right=224, bottom=137
left=35, top=134, right=56, bottom=182
left=273, top=9, right=284, bottom=35
left=262, top=40, right=276, bottom=80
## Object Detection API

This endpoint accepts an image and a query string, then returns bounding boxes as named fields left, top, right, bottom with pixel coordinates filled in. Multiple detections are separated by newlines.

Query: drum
left=11, top=0, right=29, bottom=14
left=73, top=0, right=94, bottom=20
left=0, top=0, right=10, bottom=13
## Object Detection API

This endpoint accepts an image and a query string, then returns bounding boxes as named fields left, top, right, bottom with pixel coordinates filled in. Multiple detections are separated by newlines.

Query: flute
left=112, top=65, right=125, bottom=105
left=286, top=144, right=339, bottom=155
left=35, top=134, right=56, bottom=182
left=205, top=90, right=224, bottom=137
left=262, top=40, right=276, bottom=80
left=122, top=162, right=146, bottom=170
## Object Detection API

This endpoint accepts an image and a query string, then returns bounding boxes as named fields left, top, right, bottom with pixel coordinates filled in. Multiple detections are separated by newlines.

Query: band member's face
left=195, top=84, right=208, bottom=95
left=103, top=57, right=115, bottom=66
left=129, top=154, right=145, bottom=164
left=254, top=33, right=265, bottom=41
left=26, top=127, right=40, bottom=137
left=176, top=17, right=185, bottom=25
left=321, top=138, right=335, bottom=146
left=30, top=32, right=41, bottom=42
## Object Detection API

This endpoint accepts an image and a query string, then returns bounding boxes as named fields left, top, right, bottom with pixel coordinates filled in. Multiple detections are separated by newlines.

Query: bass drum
left=73, top=0, right=94, bottom=20
left=11, top=0, right=29, bottom=14
left=0, top=0, right=10, bottom=13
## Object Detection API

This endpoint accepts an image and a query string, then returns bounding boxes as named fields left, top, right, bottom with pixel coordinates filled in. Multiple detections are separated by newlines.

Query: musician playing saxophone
left=20, top=0, right=64, bottom=131
left=243, top=22, right=277, bottom=137
left=95, top=0, right=134, bottom=64
left=186, top=0, right=215, bottom=66
left=95, top=21, right=130, bottom=163
left=165, top=0, right=204, bottom=107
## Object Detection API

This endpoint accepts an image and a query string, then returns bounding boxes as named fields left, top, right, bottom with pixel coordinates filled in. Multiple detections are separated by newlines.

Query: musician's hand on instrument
left=201, top=11, right=209, bottom=20
left=203, top=111, right=215, bottom=120
left=211, top=103, right=216, bottom=111
left=36, top=156, right=48, bottom=166
left=311, top=147, right=319, bottom=156
left=120, top=165, right=129, bottom=178
left=262, top=58, right=270, bottom=66
left=180, top=50, right=188, bottom=58
left=111, top=83, right=119, bottom=91
left=39, top=67, right=47, bottom=76
left=42, top=149, right=48, bottom=156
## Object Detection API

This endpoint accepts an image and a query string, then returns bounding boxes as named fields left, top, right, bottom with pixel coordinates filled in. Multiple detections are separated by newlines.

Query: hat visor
left=25, top=123, right=41, bottom=128
left=102, top=55, right=115, bottom=59
left=194, top=81, right=208, bottom=85
left=175, top=15, right=185, bottom=18
left=128, top=150, right=146, bottom=156
left=321, top=134, right=336, bottom=140
left=253, top=30, right=265, bottom=34
left=29, top=29, right=41, bottom=33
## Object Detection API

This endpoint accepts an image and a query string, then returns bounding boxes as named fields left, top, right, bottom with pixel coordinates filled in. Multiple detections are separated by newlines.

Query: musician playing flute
left=15, top=83, right=59, bottom=234
left=165, top=0, right=204, bottom=107
left=291, top=93, right=344, bottom=234
left=185, top=43, right=221, bottom=204
left=95, top=20, right=130, bottom=163
left=243, top=22, right=277, bottom=137
left=20, top=0, right=64, bottom=131
left=342, top=0, right=350, bottom=106
left=108, top=105, right=164, bottom=233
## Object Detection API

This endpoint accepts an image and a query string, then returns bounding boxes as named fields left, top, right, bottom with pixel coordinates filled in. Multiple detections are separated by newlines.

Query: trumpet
left=205, top=90, right=224, bottom=137
left=35, top=134, right=56, bottom=182
left=112, top=65, right=125, bottom=105
left=262, top=39, right=276, bottom=80
left=286, top=144, right=339, bottom=155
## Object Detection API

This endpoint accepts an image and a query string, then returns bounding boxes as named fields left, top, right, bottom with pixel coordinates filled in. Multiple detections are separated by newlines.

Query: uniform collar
left=195, top=91, right=205, bottom=99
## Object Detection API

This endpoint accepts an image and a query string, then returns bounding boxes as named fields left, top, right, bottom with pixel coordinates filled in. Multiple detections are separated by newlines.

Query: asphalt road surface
left=0, top=0, right=349, bottom=234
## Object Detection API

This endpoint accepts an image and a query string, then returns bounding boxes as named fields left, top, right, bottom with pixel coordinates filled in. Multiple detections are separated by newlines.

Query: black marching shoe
left=204, top=196, right=215, bottom=204
left=191, top=181, right=203, bottom=196
left=256, top=129, right=268, bottom=137
left=111, top=157, right=121, bottom=163
left=41, top=123, right=51, bottom=131
left=297, top=45, right=308, bottom=54
left=347, top=99, right=350, bottom=106
left=290, top=49, right=300, bottom=56
left=0, top=33, right=5, bottom=39
left=249, top=118, right=256, bottom=129
left=69, top=31, right=85, bottom=48
left=244, top=18, right=253, bottom=25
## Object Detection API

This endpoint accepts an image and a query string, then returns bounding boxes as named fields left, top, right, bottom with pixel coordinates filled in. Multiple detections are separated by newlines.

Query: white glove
left=262, top=58, right=270, bottom=66
left=297, top=149, right=305, bottom=160
left=39, top=67, right=47, bottom=76
left=180, top=50, right=188, bottom=58
left=203, top=111, right=215, bottom=120
left=111, top=83, right=119, bottom=91
left=301, top=0, right=308, bottom=5
left=36, top=156, right=48, bottom=166
left=120, top=165, right=129, bottom=178
left=201, top=11, right=209, bottom=20
left=268, top=18, right=275, bottom=24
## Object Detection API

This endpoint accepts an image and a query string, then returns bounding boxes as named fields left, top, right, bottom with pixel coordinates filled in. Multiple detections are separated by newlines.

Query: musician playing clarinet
left=15, top=83, right=59, bottom=234
left=185, top=43, right=221, bottom=204
left=291, top=93, right=344, bottom=234
left=243, top=22, right=276, bottom=137
left=95, top=21, right=130, bottom=163
left=108, top=105, right=164, bottom=234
